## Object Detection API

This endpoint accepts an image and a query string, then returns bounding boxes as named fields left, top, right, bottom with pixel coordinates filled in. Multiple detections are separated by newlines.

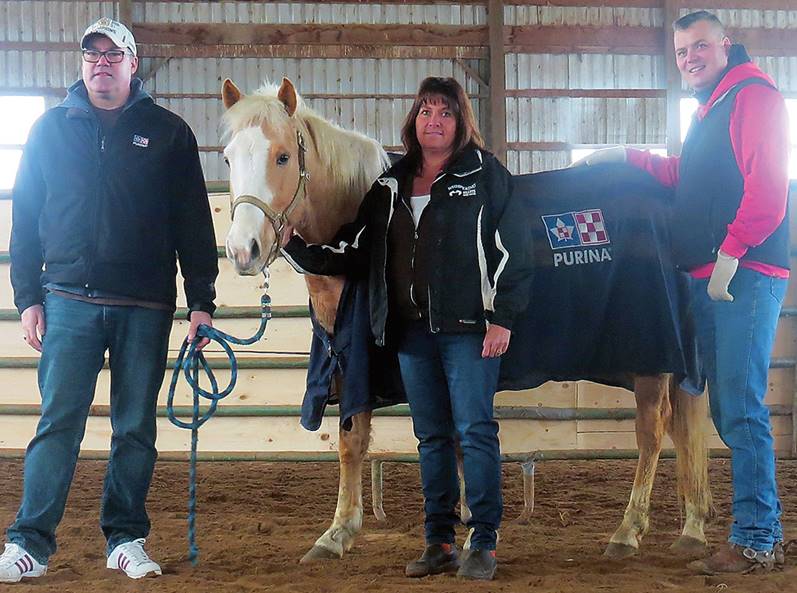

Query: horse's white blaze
left=225, top=127, right=274, bottom=271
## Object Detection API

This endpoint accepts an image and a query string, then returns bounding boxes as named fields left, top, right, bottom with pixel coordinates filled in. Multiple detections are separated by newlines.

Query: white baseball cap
left=81, top=17, right=137, bottom=57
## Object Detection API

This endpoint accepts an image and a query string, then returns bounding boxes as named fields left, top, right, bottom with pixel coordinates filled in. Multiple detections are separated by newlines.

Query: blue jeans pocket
left=769, top=277, right=787, bottom=304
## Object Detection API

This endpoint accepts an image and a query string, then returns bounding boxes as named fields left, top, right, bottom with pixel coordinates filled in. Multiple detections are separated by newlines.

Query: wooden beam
left=507, top=25, right=797, bottom=57
left=512, top=0, right=661, bottom=5
left=158, top=91, right=487, bottom=100
left=664, top=0, right=682, bottom=156
left=117, top=0, right=133, bottom=27
left=122, top=0, right=663, bottom=5
left=5, top=24, right=797, bottom=57
left=0, top=88, right=683, bottom=101
left=507, top=25, right=661, bottom=55
left=130, top=0, right=488, bottom=4
left=137, top=43, right=486, bottom=60
left=508, top=141, right=572, bottom=151
left=0, top=87, right=66, bottom=97
left=132, top=23, right=487, bottom=47
left=506, top=89, right=666, bottom=98
left=197, top=145, right=405, bottom=153
left=507, top=141, right=672, bottom=152
left=730, top=28, right=797, bottom=57
left=488, top=0, right=507, bottom=163
left=455, top=58, right=488, bottom=89
left=675, top=0, right=796, bottom=8
left=138, top=57, right=171, bottom=84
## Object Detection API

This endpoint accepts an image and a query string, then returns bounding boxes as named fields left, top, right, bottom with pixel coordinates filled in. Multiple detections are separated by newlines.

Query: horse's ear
left=277, top=77, right=298, bottom=117
left=222, top=78, right=242, bottom=110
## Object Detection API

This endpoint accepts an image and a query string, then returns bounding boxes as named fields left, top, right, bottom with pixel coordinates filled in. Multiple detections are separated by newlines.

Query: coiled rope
left=166, top=271, right=271, bottom=565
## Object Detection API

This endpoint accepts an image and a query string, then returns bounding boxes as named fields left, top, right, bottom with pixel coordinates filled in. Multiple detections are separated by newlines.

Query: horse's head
left=221, top=77, right=309, bottom=275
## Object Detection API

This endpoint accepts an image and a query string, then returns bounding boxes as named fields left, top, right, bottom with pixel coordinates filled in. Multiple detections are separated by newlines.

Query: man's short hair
left=673, top=10, right=725, bottom=35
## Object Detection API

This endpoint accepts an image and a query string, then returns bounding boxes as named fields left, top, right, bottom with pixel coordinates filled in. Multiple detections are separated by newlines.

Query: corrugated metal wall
left=2, top=2, right=796, bottom=175
left=151, top=58, right=481, bottom=180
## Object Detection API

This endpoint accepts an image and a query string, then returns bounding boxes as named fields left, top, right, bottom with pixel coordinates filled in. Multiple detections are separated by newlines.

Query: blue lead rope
left=166, top=272, right=271, bottom=566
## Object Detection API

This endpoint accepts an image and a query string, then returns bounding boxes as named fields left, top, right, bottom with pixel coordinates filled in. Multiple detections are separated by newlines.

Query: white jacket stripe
left=476, top=206, right=494, bottom=312
left=492, top=228, right=510, bottom=306
left=320, top=226, right=366, bottom=254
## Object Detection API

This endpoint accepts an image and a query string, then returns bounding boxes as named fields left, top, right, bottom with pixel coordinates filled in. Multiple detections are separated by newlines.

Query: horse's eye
left=277, top=153, right=290, bottom=166
left=223, top=157, right=230, bottom=167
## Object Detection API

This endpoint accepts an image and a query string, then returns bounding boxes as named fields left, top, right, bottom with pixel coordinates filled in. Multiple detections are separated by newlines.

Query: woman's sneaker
left=0, top=543, right=47, bottom=583
left=106, top=538, right=162, bottom=579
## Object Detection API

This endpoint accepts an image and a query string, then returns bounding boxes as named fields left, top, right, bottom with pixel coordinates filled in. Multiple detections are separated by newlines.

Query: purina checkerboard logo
left=132, top=134, right=149, bottom=148
left=542, top=209, right=610, bottom=249
left=541, top=209, right=612, bottom=267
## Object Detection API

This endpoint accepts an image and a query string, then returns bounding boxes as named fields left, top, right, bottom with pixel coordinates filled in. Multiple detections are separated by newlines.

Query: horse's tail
left=669, top=377, right=715, bottom=521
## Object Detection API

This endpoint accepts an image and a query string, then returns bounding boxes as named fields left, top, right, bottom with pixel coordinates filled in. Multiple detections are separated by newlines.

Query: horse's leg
left=667, top=379, right=712, bottom=558
left=605, top=374, right=670, bottom=559
left=300, top=410, right=372, bottom=563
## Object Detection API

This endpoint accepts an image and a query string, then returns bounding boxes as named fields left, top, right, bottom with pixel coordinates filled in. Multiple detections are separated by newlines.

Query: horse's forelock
left=221, top=83, right=304, bottom=141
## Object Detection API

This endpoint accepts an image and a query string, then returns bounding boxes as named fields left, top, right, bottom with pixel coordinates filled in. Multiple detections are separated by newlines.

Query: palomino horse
left=220, top=77, right=713, bottom=562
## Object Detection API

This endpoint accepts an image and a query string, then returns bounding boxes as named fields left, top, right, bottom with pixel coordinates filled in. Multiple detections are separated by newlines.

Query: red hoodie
left=626, top=61, right=790, bottom=279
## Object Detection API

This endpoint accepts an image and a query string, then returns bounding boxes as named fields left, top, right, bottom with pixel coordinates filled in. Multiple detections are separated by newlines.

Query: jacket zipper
left=425, top=174, right=446, bottom=333
left=378, top=186, right=396, bottom=346
left=86, top=124, right=105, bottom=290
left=402, top=199, right=420, bottom=310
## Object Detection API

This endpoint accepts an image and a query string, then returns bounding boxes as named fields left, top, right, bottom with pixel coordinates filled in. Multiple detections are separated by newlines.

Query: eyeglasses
left=82, top=49, right=129, bottom=63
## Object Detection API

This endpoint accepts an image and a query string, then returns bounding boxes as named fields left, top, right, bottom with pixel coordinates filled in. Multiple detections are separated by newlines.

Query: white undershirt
left=409, top=194, right=431, bottom=228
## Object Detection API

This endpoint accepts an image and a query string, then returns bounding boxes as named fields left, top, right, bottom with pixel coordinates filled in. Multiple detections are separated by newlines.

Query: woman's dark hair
left=400, top=77, right=484, bottom=174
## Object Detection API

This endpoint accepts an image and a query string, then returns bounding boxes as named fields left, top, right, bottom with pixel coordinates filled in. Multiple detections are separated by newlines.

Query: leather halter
left=229, top=129, right=309, bottom=266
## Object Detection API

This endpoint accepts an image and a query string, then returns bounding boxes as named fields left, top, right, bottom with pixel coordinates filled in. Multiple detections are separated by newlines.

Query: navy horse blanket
left=499, top=163, right=701, bottom=393
left=301, top=163, right=702, bottom=431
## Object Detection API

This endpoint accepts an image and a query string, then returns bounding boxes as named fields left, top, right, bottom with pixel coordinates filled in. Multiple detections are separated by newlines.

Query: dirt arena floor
left=0, top=457, right=795, bottom=593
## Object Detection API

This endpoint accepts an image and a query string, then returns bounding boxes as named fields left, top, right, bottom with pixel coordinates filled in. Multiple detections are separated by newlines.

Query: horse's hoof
left=299, top=545, right=341, bottom=564
left=669, top=536, right=708, bottom=559
left=373, top=506, right=387, bottom=522
left=603, top=542, right=638, bottom=559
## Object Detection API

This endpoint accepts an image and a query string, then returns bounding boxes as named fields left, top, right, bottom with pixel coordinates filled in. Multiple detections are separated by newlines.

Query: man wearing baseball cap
left=81, top=17, right=138, bottom=57
left=1, top=17, right=218, bottom=582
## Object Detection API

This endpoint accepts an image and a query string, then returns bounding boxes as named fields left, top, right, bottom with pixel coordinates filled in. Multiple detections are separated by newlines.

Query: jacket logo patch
left=448, top=183, right=476, bottom=197
left=542, top=209, right=610, bottom=249
left=542, top=209, right=612, bottom=268
left=132, top=134, right=149, bottom=148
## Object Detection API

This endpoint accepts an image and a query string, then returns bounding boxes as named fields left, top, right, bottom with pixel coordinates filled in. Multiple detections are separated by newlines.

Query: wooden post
left=664, top=0, right=682, bottom=156
left=487, top=0, right=507, bottom=164
left=118, top=0, right=133, bottom=27
left=792, top=364, right=797, bottom=458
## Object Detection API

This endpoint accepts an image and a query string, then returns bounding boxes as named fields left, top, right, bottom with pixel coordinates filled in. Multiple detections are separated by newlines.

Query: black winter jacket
left=10, top=79, right=218, bottom=315
left=282, top=148, right=533, bottom=346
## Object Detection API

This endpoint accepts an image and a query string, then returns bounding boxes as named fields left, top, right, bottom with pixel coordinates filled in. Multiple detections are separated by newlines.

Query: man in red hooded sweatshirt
left=578, top=10, right=790, bottom=574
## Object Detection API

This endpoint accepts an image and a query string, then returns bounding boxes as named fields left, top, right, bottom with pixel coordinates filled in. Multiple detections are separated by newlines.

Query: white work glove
left=707, top=251, right=739, bottom=302
left=571, top=146, right=626, bottom=167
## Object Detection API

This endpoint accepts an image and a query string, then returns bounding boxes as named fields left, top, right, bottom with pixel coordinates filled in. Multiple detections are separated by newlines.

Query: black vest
left=386, top=195, right=432, bottom=322
left=672, top=78, right=790, bottom=270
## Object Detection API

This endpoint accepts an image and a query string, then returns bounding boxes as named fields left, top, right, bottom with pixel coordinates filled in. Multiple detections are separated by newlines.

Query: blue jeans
left=397, top=322, right=502, bottom=550
left=689, top=268, right=786, bottom=551
left=7, top=292, right=172, bottom=563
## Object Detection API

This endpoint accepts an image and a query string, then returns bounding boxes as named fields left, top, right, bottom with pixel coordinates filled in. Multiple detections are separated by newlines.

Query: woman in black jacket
left=283, top=77, right=533, bottom=581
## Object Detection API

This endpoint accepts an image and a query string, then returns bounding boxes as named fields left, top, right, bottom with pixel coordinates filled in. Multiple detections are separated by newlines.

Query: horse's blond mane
left=221, top=82, right=390, bottom=208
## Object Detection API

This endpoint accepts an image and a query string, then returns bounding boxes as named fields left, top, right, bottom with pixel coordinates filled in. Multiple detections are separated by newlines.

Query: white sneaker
left=0, top=543, right=47, bottom=583
left=106, top=538, right=162, bottom=579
